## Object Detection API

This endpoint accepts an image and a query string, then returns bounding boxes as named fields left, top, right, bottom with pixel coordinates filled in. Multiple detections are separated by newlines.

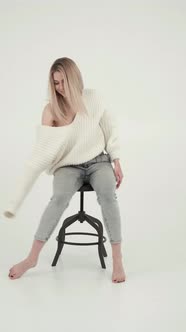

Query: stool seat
left=51, top=181, right=108, bottom=269
left=77, top=183, right=94, bottom=192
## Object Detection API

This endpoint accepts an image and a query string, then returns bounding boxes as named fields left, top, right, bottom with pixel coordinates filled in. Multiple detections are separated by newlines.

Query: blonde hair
left=47, top=57, right=88, bottom=124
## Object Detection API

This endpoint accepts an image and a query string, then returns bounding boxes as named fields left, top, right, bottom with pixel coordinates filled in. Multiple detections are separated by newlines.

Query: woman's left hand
left=113, top=159, right=124, bottom=189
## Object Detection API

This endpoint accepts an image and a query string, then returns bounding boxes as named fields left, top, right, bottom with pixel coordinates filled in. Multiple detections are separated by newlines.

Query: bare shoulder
left=41, top=103, right=54, bottom=126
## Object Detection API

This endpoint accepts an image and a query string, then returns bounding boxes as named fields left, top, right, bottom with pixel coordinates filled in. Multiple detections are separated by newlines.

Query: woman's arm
left=3, top=105, right=56, bottom=219
left=99, top=108, right=121, bottom=162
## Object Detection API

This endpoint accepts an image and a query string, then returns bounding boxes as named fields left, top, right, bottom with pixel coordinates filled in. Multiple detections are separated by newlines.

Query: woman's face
left=53, top=71, right=65, bottom=96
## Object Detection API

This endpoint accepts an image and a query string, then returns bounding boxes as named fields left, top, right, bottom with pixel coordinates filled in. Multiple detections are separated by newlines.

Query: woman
left=4, top=57, right=126, bottom=283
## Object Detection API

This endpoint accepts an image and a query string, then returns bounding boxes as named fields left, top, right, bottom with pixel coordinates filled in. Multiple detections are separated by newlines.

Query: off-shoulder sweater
left=3, top=88, right=121, bottom=219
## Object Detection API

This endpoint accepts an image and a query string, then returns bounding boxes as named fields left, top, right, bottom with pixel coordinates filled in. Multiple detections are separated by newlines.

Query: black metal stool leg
left=86, top=214, right=107, bottom=258
left=51, top=227, right=66, bottom=266
left=51, top=215, right=79, bottom=266
left=85, top=215, right=106, bottom=269
left=62, top=213, right=79, bottom=224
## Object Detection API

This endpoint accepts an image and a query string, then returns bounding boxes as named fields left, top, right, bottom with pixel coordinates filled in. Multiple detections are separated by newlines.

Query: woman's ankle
left=26, top=256, right=38, bottom=266
left=111, top=242, right=122, bottom=257
left=26, top=239, right=46, bottom=264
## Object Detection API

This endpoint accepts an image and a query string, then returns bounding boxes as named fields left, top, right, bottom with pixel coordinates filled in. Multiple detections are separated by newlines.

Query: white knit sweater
left=3, top=88, right=121, bottom=219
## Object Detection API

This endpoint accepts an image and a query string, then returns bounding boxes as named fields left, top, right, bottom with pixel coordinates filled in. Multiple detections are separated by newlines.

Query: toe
left=9, top=271, right=16, bottom=278
left=9, top=273, right=14, bottom=277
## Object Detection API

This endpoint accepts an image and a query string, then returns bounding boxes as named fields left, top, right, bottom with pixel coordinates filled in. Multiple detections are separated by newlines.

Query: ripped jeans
left=34, top=152, right=123, bottom=244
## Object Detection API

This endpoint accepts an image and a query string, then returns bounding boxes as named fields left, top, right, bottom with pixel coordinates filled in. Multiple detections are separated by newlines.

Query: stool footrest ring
left=56, top=232, right=107, bottom=246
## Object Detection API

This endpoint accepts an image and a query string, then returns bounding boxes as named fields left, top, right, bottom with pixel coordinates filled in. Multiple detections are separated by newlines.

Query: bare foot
left=8, top=258, right=37, bottom=280
left=112, top=256, right=126, bottom=283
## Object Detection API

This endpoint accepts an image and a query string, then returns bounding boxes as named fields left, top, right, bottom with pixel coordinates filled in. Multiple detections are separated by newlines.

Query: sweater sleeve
left=3, top=126, right=62, bottom=219
left=98, top=96, right=121, bottom=162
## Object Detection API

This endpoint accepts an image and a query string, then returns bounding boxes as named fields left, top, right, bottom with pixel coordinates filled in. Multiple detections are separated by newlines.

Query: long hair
left=47, top=57, right=88, bottom=124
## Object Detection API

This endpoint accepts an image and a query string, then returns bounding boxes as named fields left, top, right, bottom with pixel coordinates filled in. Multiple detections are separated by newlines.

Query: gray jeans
left=34, top=152, right=122, bottom=244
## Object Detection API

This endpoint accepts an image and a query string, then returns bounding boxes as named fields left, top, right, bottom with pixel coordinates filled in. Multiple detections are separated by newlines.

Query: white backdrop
left=0, top=1, right=185, bottom=331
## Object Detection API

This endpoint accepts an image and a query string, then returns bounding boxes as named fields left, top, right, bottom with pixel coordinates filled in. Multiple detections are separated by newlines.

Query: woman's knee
left=96, top=190, right=118, bottom=204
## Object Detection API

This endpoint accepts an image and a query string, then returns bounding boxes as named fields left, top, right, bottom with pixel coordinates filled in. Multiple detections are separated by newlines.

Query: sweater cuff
left=3, top=165, right=41, bottom=219
left=108, top=150, right=121, bottom=162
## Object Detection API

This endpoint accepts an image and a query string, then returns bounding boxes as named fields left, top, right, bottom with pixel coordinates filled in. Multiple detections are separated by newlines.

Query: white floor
left=0, top=233, right=185, bottom=332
